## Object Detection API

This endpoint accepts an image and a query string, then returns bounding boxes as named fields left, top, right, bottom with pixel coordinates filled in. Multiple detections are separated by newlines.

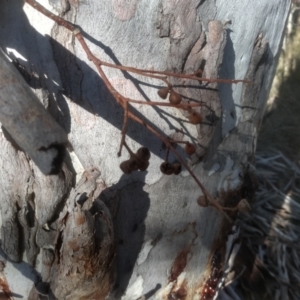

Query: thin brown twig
left=123, top=141, right=134, bottom=156
left=127, top=99, right=203, bottom=108
left=25, top=0, right=76, bottom=31
left=100, top=61, right=252, bottom=85
left=118, top=101, right=129, bottom=157
left=169, top=140, right=189, bottom=145
left=165, top=147, right=170, bottom=162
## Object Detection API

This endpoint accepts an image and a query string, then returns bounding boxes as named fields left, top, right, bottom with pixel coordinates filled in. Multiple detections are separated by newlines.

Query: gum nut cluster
left=120, top=147, right=150, bottom=174
left=157, top=87, right=182, bottom=105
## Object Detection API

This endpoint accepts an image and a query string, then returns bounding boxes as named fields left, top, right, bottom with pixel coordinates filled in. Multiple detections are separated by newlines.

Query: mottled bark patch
left=112, top=0, right=139, bottom=21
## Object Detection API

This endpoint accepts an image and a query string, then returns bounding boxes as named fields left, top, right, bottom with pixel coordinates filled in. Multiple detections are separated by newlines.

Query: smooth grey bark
left=0, top=0, right=291, bottom=299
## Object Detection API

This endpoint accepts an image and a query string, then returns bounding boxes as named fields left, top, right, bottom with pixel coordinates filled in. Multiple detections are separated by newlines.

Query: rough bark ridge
left=0, top=129, right=72, bottom=265
left=29, top=169, right=115, bottom=299
left=0, top=0, right=291, bottom=299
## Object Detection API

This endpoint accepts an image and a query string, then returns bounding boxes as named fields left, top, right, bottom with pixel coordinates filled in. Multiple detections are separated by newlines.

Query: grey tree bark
left=0, top=0, right=291, bottom=299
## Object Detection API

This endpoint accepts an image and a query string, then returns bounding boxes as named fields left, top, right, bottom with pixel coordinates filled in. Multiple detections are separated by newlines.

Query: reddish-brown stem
left=165, top=147, right=170, bottom=162
left=128, top=99, right=203, bottom=108
left=25, top=0, right=77, bottom=32
left=118, top=101, right=129, bottom=157
left=101, top=62, right=252, bottom=85
left=123, top=141, right=134, bottom=156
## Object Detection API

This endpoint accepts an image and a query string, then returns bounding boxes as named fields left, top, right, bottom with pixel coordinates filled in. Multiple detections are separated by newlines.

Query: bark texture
left=0, top=0, right=291, bottom=299
left=29, top=169, right=115, bottom=299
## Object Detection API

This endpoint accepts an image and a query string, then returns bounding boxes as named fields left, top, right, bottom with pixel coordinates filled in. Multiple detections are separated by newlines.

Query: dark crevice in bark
left=38, top=144, right=66, bottom=175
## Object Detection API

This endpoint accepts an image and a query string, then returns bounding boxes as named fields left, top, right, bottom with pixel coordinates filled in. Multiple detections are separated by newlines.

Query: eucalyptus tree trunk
left=0, top=0, right=291, bottom=299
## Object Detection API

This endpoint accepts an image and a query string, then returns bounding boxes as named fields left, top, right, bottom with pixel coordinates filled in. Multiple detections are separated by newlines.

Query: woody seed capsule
left=172, top=162, right=182, bottom=175
left=136, top=147, right=151, bottom=162
left=160, top=162, right=174, bottom=175
left=120, top=160, right=132, bottom=174
left=184, top=142, right=196, bottom=155
left=169, top=90, right=182, bottom=105
left=157, top=87, right=169, bottom=99
left=188, top=111, right=202, bottom=124
left=138, top=160, right=149, bottom=171
left=128, top=156, right=139, bottom=171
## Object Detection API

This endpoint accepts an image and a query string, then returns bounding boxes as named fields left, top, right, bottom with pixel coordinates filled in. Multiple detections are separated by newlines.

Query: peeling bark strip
left=29, top=169, right=115, bottom=300
left=0, top=49, right=68, bottom=175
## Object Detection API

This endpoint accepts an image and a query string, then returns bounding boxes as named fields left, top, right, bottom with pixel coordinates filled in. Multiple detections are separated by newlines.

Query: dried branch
left=23, top=0, right=250, bottom=221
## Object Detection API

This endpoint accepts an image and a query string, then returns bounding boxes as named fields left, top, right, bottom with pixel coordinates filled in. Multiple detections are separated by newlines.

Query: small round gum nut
left=138, top=160, right=149, bottom=171
left=169, top=90, right=182, bottom=105
left=160, top=162, right=174, bottom=175
left=120, top=160, right=132, bottom=174
left=237, top=198, right=251, bottom=213
left=188, top=111, right=202, bottom=124
left=197, top=195, right=209, bottom=207
left=157, top=87, right=169, bottom=99
left=172, top=162, right=182, bottom=175
left=128, top=156, right=139, bottom=171
left=136, top=147, right=151, bottom=162
left=184, top=142, right=196, bottom=155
